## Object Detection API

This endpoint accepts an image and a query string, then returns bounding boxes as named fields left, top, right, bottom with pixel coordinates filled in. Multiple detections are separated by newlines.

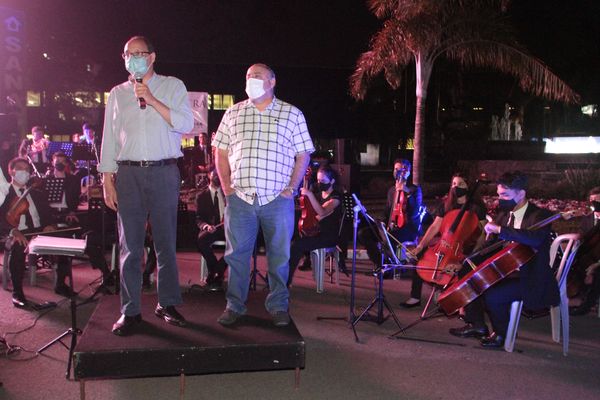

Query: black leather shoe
left=217, top=308, right=242, bottom=326
left=112, top=314, right=142, bottom=336
left=480, top=332, right=505, bottom=348
left=449, top=323, right=489, bottom=338
left=206, top=280, right=224, bottom=292
left=54, top=284, right=76, bottom=297
left=155, top=305, right=187, bottom=327
left=12, top=293, right=27, bottom=308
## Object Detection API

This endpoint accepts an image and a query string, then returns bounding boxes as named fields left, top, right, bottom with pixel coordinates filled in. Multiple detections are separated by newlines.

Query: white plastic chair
left=200, top=240, right=226, bottom=282
left=504, top=233, right=580, bottom=355
left=310, top=246, right=340, bottom=293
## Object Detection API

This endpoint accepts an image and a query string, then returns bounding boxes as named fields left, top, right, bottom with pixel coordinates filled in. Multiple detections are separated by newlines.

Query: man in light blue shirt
left=99, top=36, right=194, bottom=336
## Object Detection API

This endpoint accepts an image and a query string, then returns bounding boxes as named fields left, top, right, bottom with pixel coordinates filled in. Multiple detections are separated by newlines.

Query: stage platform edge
left=73, top=290, right=305, bottom=381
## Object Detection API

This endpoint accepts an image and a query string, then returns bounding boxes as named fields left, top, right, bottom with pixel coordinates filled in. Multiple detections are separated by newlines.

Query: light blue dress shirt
left=98, top=73, right=194, bottom=173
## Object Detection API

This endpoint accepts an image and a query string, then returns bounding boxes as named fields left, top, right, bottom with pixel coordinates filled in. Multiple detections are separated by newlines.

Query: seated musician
left=569, top=186, right=600, bottom=316
left=18, top=126, right=49, bottom=175
left=1, top=158, right=72, bottom=307
left=45, top=152, right=114, bottom=291
left=359, top=158, right=423, bottom=276
left=449, top=171, right=559, bottom=348
left=288, top=165, right=342, bottom=286
left=401, top=173, right=487, bottom=308
left=195, top=168, right=227, bottom=291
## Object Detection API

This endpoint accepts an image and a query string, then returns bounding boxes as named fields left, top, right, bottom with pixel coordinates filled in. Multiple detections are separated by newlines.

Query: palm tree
left=350, top=0, right=579, bottom=184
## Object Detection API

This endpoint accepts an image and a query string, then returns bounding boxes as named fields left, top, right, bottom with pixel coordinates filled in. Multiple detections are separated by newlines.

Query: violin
left=298, top=170, right=320, bottom=237
left=388, top=175, right=406, bottom=229
left=5, top=177, right=44, bottom=227
left=437, top=211, right=573, bottom=315
left=416, top=178, right=485, bottom=287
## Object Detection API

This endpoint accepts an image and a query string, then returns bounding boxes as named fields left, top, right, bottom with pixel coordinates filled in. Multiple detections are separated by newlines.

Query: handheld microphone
left=134, top=75, right=146, bottom=110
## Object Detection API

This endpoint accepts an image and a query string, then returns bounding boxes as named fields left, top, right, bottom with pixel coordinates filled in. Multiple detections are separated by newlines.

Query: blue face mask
left=125, top=56, right=149, bottom=77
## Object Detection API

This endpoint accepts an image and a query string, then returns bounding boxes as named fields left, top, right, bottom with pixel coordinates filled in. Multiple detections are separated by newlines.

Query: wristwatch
left=283, top=186, right=297, bottom=196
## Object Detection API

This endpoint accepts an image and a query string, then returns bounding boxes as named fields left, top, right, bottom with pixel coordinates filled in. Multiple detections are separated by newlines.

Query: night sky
left=2, top=0, right=599, bottom=137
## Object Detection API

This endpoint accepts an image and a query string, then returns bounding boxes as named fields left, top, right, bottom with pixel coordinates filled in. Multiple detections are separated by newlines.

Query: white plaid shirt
left=213, top=97, right=314, bottom=205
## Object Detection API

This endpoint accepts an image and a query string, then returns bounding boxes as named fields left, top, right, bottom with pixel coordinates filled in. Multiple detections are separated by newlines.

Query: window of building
left=27, top=91, right=41, bottom=107
left=210, top=94, right=235, bottom=110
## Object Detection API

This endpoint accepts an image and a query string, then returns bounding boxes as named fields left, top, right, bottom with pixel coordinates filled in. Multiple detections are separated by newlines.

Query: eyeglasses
left=121, top=51, right=151, bottom=60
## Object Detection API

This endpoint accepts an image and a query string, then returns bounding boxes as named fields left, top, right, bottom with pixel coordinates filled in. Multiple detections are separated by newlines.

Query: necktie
left=507, top=211, right=515, bottom=228
left=213, top=190, right=220, bottom=223
left=19, top=188, right=34, bottom=229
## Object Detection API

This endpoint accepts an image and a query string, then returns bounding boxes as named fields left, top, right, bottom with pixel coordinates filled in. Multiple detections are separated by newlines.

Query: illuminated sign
left=544, top=136, right=600, bottom=154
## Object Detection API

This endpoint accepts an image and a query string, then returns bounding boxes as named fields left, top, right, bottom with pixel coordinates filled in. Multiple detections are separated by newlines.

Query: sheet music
left=28, top=235, right=87, bottom=256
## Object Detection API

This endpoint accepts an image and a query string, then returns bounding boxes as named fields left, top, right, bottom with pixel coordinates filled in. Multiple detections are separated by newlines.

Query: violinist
left=401, top=173, right=487, bottom=308
left=449, top=171, right=559, bottom=348
left=0, top=157, right=68, bottom=307
left=288, top=165, right=342, bottom=286
left=359, top=159, right=422, bottom=275
left=569, top=186, right=600, bottom=316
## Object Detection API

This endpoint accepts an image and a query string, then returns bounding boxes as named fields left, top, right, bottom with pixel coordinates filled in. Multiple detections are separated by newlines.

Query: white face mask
left=14, top=170, right=30, bottom=185
left=245, top=78, right=266, bottom=100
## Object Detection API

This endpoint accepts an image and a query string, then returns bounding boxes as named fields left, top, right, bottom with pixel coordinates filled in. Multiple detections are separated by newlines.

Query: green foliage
left=563, top=167, right=600, bottom=200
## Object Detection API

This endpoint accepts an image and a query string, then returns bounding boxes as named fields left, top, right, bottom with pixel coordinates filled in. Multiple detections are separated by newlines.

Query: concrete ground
left=1, top=250, right=599, bottom=400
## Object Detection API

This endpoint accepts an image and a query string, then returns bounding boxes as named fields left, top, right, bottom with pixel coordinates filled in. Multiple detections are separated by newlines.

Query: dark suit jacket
left=195, top=188, right=222, bottom=228
left=0, top=185, right=55, bottom=236
left=494, top=202, right=560, bottom=309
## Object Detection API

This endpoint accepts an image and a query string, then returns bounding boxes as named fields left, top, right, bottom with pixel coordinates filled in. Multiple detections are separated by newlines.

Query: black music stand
left=47, top=141, right=74, bottom=159
left=33, top=236, right=87, bottom=380
left=351, top=220, right=402, bottom=328
left=44, top=177, right=65, bottom=203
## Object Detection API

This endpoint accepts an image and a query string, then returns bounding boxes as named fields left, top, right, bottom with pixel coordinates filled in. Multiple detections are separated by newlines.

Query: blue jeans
left=115, top=164, right=183, bottom=316
left=224, top=193, right=294, bottom=314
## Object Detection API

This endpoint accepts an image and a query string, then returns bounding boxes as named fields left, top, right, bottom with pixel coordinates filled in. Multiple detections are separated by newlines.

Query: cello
left=297, top=170, right=320, bottom=237
left=416, top=177, right=485, bottom=287
left=437, top=211, right=574, bottom=315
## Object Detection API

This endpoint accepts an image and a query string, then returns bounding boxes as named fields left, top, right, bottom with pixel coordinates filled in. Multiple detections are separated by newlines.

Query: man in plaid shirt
left=213, top=63, right=314, bottom=327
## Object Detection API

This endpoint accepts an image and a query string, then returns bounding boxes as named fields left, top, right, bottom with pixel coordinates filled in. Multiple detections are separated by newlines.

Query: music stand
left=44, top=177, right=65, bottom=203
left=351, top=219, right=402, bottom=328
left=32, top=235, right=87, bottom=379
left=47, top=141, right=74, bottom=159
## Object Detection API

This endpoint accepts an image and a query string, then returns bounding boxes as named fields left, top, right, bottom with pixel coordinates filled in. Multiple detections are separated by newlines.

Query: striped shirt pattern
left=213, top=97, right=314, bottom=205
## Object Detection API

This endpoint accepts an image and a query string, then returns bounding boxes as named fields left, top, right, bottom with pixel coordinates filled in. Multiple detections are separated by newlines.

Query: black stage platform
left=73, top=290, right=305, bottom=384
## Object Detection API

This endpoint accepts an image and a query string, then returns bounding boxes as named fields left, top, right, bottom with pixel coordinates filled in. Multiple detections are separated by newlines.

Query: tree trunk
left=412, top=55, right=432, bottom=186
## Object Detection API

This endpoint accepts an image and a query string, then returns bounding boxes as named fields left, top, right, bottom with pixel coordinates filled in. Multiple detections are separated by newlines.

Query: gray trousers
left=115, top=164, right=182, bottom=316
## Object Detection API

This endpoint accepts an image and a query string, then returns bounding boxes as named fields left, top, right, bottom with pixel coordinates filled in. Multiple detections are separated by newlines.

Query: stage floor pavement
left=1, top=250, right=600, bottom=400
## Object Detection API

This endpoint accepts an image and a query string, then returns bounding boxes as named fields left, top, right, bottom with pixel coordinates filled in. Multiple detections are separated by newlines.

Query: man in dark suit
left=195, top=168, right=227, bottom=291
left=0, top=158, right=71, bottom=307
left=449, top=171, right=560, bottom=348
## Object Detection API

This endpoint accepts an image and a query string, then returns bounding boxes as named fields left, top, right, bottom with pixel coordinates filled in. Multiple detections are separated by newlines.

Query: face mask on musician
left=497, top=198, right=518, bottom=211
left=54, top=162, right=66, bottom=172
left=13, top=170, right=30, bottom=185
left=211, top=175, right=220, bottom=187
left=591, top=201, right=600, bottom=211
left=453, top=187, right=468, bottom=198
left=125, top=56, right=149, bottom=77
left=245, top=78, right=266, bottom=99
left=317, top=182, right=332, bottom=192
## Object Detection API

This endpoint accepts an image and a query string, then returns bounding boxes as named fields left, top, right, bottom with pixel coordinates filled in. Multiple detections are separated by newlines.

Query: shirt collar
left=242, top=96, right=278, bottom=111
